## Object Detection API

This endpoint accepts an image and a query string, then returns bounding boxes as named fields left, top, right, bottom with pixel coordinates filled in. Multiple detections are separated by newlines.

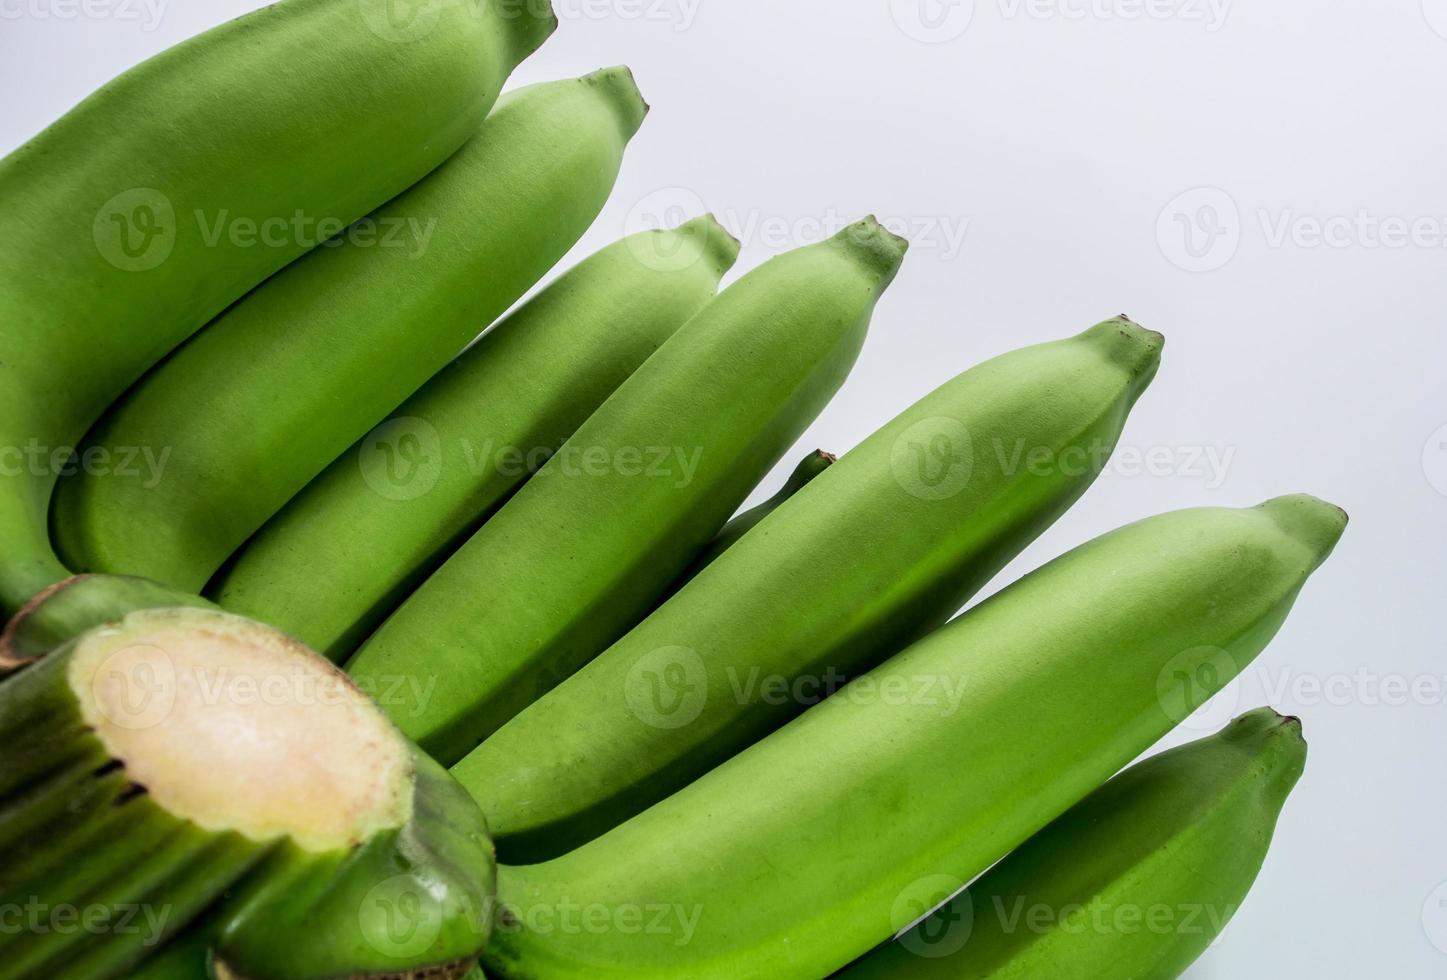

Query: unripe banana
left=0, top=607, right=496, bottom=980
left=482, top=496, right=1345, bottom=979
left=208, top=217, right=738, bottom=660
left=455, top=319, right=1162, bottom=859
left=348, top=219, right=908, bottom=765
left=51, top=69, right=648, bottom=594
left=640, top=449, right=835, bottom=612
left=841, top=707, right=1307, bottom=979
left=675, top=449, right=836, bottom=586
left=0, top=0, right=555, bottom=616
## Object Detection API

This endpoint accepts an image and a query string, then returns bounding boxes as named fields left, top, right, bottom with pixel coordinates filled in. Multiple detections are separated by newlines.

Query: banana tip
left=585, top=65, right=649, bottom=135
left=1259, top=494, right=1349, bottom=563
left=1082, top=317, right=1164, bottom=391
left=672, top=214, right=740, bottom=271
left=834, top=216, right=909, bottom=285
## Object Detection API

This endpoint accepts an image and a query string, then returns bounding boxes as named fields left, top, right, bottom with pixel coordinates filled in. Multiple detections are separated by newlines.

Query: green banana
left=348, top=219, right=908, bottom=765
left=483, top=496, right=1345, bottom=979
left=674, top=448, right=837, bottom=587
left=51, top=68, right=648, bottom=594
left=0, top=606, right=496, bottom=980
left=455, top=318, right=1162, bottom=859
left=841, top=707, right=1307, bottom=979
left=209, top=216, right=739, bottom=660
left=0, top=0, right=555, bottom=616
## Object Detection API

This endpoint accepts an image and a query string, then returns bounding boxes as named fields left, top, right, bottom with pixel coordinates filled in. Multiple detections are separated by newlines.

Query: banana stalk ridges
left=0, top=607, right=498, bottom=979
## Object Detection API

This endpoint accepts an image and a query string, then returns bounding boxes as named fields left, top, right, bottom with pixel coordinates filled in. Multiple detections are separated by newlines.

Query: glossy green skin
left=348, top=220, right=907, bottom=765
left=0, top=0, right=554, bottom=616
left=0, top=610, right=499, bottom=980
left=483, top=497, right=1345, bottom=979
left=209, top=218, right=739, bottom=661
left=842, top=708, right=1307, bottom=980
left=0, top=629, right=266, bottom=979
left=212, top=749, right=495, bottom=980
left=52, top=69, right=647, bottom=594
left=456, top=319, right=1162, bottom=860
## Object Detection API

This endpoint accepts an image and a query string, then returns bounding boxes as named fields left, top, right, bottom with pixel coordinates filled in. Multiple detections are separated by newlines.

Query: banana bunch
left=0, top=1, right=1346, bottom=978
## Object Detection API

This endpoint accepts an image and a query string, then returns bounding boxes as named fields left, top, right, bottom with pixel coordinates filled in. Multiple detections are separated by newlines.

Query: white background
left=4, top=1, right=1445, bottom=976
